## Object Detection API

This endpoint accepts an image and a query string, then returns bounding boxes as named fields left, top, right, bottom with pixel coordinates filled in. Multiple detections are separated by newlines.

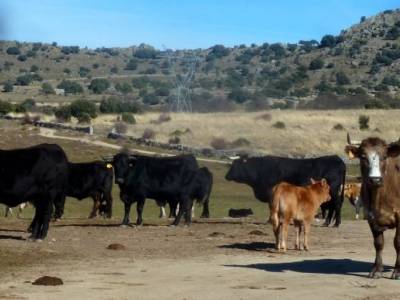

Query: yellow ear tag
left=106, top=163, right=113, bottom=169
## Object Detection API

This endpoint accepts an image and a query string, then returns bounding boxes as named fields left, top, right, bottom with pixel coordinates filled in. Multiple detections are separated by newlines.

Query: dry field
left=89, top=109, right=400, bottom=156
left=0, top=115, right=397, bottom=300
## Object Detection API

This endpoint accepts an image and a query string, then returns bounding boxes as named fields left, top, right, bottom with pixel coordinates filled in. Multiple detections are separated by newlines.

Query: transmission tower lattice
left=163, top=47, right=201, bottom=113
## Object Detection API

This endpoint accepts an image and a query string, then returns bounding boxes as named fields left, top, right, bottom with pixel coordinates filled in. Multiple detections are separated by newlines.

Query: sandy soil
left=0, top=219, right=399, bottom=300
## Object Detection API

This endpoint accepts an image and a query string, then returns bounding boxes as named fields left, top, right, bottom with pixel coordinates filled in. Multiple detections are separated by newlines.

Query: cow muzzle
left=369, top=177, right=383, bottom=186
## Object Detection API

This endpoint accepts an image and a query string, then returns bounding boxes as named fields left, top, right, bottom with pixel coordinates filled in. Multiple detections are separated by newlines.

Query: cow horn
left=347, top=133, right=361, bottom=146
left=228, top=156, right=240, bottom=160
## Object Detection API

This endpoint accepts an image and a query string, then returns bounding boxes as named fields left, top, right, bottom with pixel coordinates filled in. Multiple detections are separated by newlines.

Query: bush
left=0, top=100, right=13, bottom=115
left=3, top=81, right=13, bottom=92
left=309, top=58, right=324, bottom=70
left=151, top=113, right=171, bottom=124
left=273, top=121, right=286, bottom=129
left=99, top=97, right=140, bottom=113
left=231, top=137, right=251, bottom=148
left=15, top=74, right=33, bottom=86
left=320, top=35, right=337, bottom=48
left=79, top=66, right=90, bottom=77
left=336, top=72, right=351, bottom=85
left=228, top=88, right=250, bottom=103
left=142, top=93, right=159, bottom=105
left=133, top=44, right=157, bottom=59
left=77, top=113, right=91, bottom=124
left=55, top=105, right=72, bottom=122
left=57, top=80, right=83, bottom=94
left=30, top=65, right=39, bottom=72
left=114, top=122, right=127, bottom=134
left=21, top=98, right=36, bottom=111
left=6, top=47, right=20, bottom=55
left=115, top=82, right=133, bottom=94
left=333, top=123, right=344, bottom=131
left=155, top=87, right=170, bottom=97
left=61, top=46, right=79, bottom=55
left=121, top=113, right=136, bottom=124
left=89, top=78, right=110, bottom=94
left=41, top=82, right=55, bottom=95
left=125, top=59, right=138, bottom=70
left=210, top=137, right=230, bottom=150
left=70, top=99, right=97, bottom=119
left=17, top=55, right=27, bottom=62
left=168, top=136, right=181, bottom=144
left=359, top=115, right=369, bottom=130
left=142, top=128, right=156, bottom=139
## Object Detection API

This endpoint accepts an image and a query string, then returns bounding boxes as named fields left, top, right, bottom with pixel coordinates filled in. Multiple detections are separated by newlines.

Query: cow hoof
left=120, top=224, right=129, bottom=228
left=53, top=218, right=61, bottom=222
left=35, top=239, right=43, bottom=243
left=368, top=271, right=382, bottom=279
left=391, top=271, right=400, bottom=280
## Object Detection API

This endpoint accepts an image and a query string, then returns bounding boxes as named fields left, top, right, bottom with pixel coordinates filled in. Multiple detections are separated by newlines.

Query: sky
left=0, top=0, right=398, bottom=50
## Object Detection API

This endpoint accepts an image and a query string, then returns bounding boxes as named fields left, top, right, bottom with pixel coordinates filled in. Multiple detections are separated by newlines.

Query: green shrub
left=121, top=113, right=136, bottom=124
left=3, top=81, right=13, bottom=92
left=21, top=98, right=36, bottom=111
left=55, top=105, right=72, bottom=122
left=15, top=74, right=33, bottom=86
left=6, top=47, right=20, bottom=55
left=99, top=97, right=140, bottom=113
left=273, top=121, right=286, bottom=129
left=70, top=99, right=97, bottom=119
left=89, top=78, right=110, bottom=94
left=0, top=101, right=13, bottom=115
left=57, top=80, right=83, bottom=94
left=333, top=123, right=344, bottom=131
left=41, top=82, right=55, bottom=95
left=77, top=113, right=91, bottom=124
left=336, top=72, right=351, bottom=85
left=359, top=115, right=369, bottom=130
left=115, top=82, right=133, bottom=94
left=309, top=58, right=324, bottom=70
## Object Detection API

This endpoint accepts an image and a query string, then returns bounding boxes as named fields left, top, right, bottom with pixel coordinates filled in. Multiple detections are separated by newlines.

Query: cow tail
left=340, top=168, right=346, bottom=205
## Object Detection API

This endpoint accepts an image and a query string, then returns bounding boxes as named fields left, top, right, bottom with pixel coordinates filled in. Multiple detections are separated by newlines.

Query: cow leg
left=37, top=201, right=53, bottom=240
left=136, top=198, right=145, bottom=226
left=191, top=205, right=195, bottom=219
left=281, top=216, right=290, bottom=252
left=53, top=195, right=65, bottom=221
left=122, top=202, right=132, bottom=226
left=159, top=206, right=167, bottom=218
left=303, top=222, right=311, bottom=251
left=391, top=217, right=400, bottom=279
left=103, top=191, right=113, bottom=219
left=333, top=201, right=343, bottom=227
left=89, top=196, right=100, bottom=218
left=368, top=223, right=384, bottom=279
left=169, top=202, right=177, bottom=218
left=200, top=198, right=210, bottom=218
left=355, top=198, right=361, bottom=220
left=183, top=197, right=193, bottom=225
left=294, top=221, right=301, bottom=250
left=270, top=211, right=280, bottom=250
left=172, top=203, right=184, bottom=226
left=5, top=207, right=12, bottom=217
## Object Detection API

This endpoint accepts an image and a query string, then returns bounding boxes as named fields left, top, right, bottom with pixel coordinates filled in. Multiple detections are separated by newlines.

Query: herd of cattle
left=1, top=132, right=400, bottom=279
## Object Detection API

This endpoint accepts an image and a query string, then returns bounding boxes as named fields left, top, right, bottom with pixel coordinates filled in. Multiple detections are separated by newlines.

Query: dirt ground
left=0, top=219, right=399, bottom=300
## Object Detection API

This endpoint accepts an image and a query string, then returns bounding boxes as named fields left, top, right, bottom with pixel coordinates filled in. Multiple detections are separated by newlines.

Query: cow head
left=225, top=155, right=256, bottom=183
left=310, top=178, right=331, bottom=203
left=112, top=153, right=137, bottom=184
left=345, top=134, right=400, bottom=187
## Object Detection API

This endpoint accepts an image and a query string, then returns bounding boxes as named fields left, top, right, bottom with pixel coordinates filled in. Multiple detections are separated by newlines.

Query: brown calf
left=346, top=134, right=400, bottom=279
left=270, top=179, right=331, bottom=252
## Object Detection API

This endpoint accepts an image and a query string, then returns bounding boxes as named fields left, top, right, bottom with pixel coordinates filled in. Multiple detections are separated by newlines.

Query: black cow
left=0, top=144, right=69, bottom=240
left=54, top=161, right=114, bottom=219
left=167, top=167, right=213, bottom=219
left=225, top=155, right=346, bottom=227
left=112, top=153, right=202, bottom=226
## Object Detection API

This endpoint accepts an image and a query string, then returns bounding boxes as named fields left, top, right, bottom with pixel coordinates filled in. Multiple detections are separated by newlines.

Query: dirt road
left=0, top=219, right=399, bottom=300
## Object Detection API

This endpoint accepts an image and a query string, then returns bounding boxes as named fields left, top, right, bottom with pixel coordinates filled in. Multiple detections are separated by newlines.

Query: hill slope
left=0, top=9, right=399, bottom=110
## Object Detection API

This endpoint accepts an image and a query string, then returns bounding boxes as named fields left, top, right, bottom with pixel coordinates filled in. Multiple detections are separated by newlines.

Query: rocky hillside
left=0, top=9, right=399, bottom=111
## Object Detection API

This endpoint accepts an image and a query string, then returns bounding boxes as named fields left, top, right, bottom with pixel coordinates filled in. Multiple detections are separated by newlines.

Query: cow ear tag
left=106, top=163, right=113, bottom=169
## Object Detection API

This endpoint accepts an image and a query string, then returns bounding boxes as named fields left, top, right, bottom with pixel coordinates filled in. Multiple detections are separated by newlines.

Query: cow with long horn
left=345, top=133, right=400, bottom=279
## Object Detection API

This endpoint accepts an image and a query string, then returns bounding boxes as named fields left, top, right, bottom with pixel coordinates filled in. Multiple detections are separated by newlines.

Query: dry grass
left=96, top=110, right=400, bottom=156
